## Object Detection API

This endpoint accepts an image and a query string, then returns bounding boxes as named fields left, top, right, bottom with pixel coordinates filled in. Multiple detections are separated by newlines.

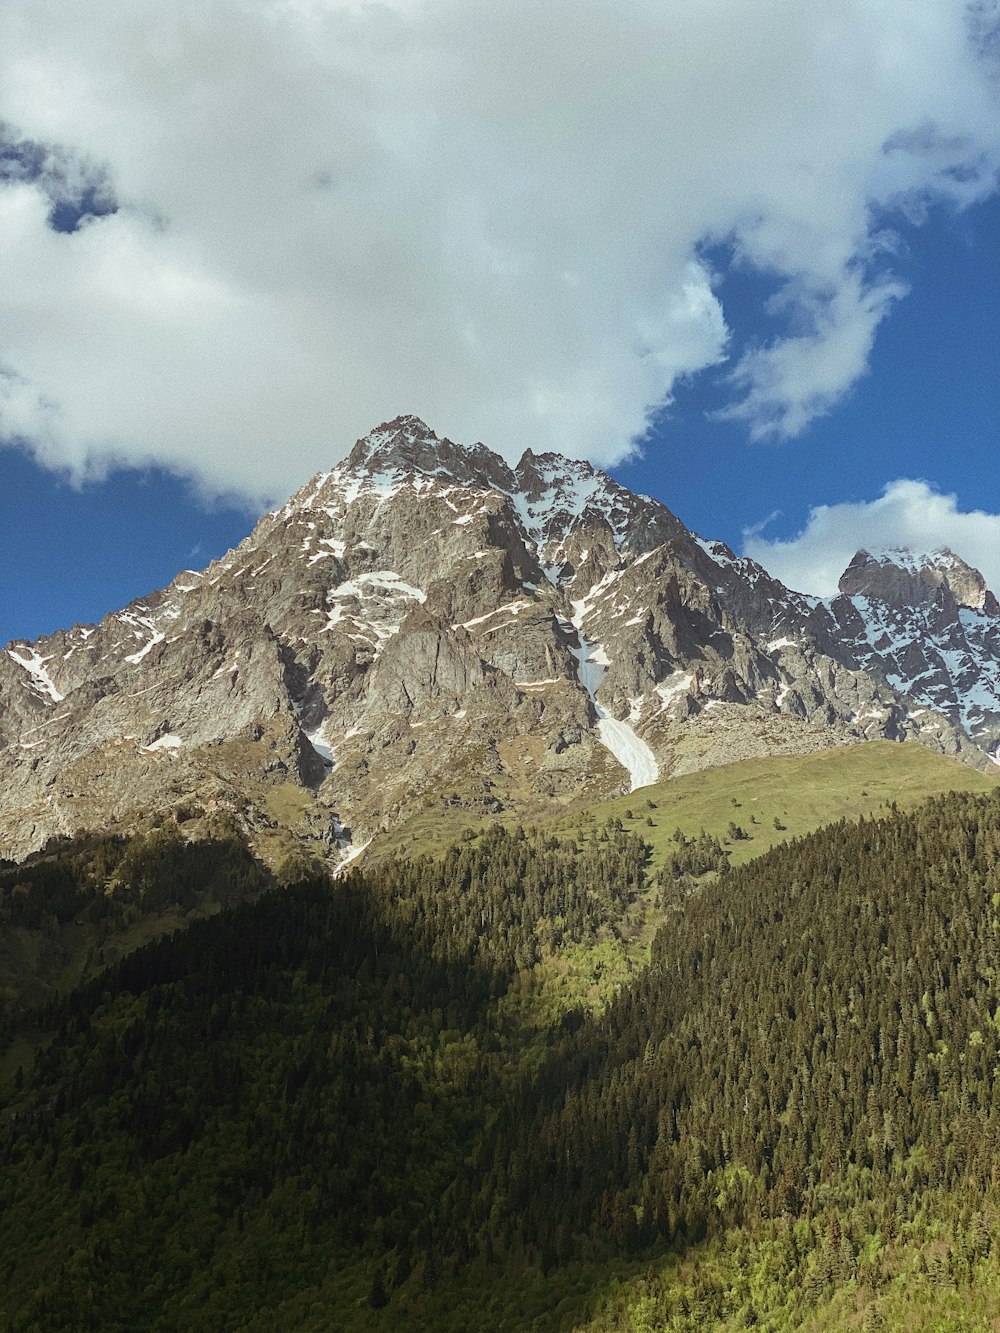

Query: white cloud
left=0, top=0, right=997, bottom=501
left=718, top=272, right=908, bottom=439
left=744, top=479, right=1000, bottom=596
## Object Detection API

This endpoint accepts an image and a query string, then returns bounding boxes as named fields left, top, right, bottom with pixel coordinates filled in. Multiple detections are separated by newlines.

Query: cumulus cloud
left=718, top=272, right=908, bottom=439
left=744, top=479, right=1000, bottom=596
left=0, top=1, right=998, bottom=501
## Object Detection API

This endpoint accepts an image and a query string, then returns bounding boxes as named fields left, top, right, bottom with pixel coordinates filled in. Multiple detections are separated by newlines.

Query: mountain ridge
left=2, top=416, right=999, bottom=864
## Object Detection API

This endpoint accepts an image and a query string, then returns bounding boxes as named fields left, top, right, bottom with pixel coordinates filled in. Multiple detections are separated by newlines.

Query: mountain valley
left=5, top=419, right=1000, bottom=1331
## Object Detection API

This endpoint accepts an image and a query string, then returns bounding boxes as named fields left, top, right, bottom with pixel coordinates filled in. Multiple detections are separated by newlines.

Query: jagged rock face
left=825, top=547, right=1000, bottom=755
left=0, top=415, right=994, bottom=863
left=839, top=546, right=999, bottom=613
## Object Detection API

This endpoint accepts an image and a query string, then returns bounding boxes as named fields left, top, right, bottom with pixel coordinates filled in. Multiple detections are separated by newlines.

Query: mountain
left=827, top=546, right=1000, bottom=753
left=1, top=415, right=996, bottom=863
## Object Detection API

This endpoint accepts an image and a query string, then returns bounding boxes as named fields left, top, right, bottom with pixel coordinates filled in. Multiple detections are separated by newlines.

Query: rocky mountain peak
left=3, top=414, right=999, bottom=868
left=514, top=448, right=598, bottom=491
left=839, top=547, right=998, bottom=614
left=298, top=420, right=686, bottom=577
left=343, top=415, right=516, bottom=492
left=508, top=446, right=687, bottom=565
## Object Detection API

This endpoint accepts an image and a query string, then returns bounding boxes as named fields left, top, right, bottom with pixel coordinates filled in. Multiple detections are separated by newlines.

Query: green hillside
left=554, top=740, right=1000, bottom=869
left=3, top=789, right=1000, bottom=1328
left=378, top=741, right=1000, bottom=872
left=488, top=743, right=1000, bottom=1021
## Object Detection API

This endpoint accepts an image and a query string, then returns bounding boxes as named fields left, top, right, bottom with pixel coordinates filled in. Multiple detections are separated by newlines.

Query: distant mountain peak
left=513, top=448, right=601, bottom=500
left=344, top=416, right=516, bottom=492
left=839, top=546, right=997, bottom=613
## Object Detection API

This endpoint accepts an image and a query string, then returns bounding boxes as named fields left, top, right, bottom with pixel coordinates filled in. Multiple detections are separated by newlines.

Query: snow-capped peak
left=507, top=446, right=685, bottom=564
left=278, top=418, right=686, bottom=575
left=840, top=546, right=997, bottom=613
left=344, top=416, right=517, bottom=493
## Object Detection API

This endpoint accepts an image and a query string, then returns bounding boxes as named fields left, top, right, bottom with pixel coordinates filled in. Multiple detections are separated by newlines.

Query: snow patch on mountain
left=330, top=571, right=426, bottom=603
left=305, top=726, right=336, bottom=768
left=459, top=600, right=531, bottom=631
left=694, top=536, right=737, bottom=566
left=7, top=647, right=65, bottom=703
left=655, top=673, right=694, bottom=709
left=508, top=463, right=617, bottom=547
left=123, top=614, right=165, bottom=665
left=570, top=632, right=611, bottom=699
left=142, top=733, right=182, bottom=753
left=568, top=595, right=658, bottom=791
left=595, top=716, right=659, bottom=790
left=335, top=837, right=371, bottom=875
left=310, top=570, right=430, bottom=657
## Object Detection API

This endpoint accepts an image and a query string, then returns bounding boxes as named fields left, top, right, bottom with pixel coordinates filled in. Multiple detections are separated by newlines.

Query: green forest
left=2, top=791, right=1000, bottom=1329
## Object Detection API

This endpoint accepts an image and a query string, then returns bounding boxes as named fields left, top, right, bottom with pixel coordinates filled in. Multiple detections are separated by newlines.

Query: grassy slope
left=375, top=742, right=1000, bottom=872
left=549, top=741, right=1000, bottom=870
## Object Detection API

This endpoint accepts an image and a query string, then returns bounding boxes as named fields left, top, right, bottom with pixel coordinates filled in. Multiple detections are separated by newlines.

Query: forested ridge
left=488, top=796, right=1000, bottom=1248
left=2, top=796, right=1000, bottom=1328
left=0, top=824, right=271, bottom=1015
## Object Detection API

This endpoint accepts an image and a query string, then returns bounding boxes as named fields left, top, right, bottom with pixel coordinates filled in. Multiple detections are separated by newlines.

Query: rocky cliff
left=824, top=546, right=1000, bottom=756
left=2, top=416, right=995, bottom=864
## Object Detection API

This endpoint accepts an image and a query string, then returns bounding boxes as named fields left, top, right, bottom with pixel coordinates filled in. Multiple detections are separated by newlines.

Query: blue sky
left=619, top=194, right=1000, bottom=580
left=1, top=2, right=999, bottom=644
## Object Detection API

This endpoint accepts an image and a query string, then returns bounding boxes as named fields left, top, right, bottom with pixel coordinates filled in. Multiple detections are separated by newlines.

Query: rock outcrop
left=824, top=547, right=1000, bottom=757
